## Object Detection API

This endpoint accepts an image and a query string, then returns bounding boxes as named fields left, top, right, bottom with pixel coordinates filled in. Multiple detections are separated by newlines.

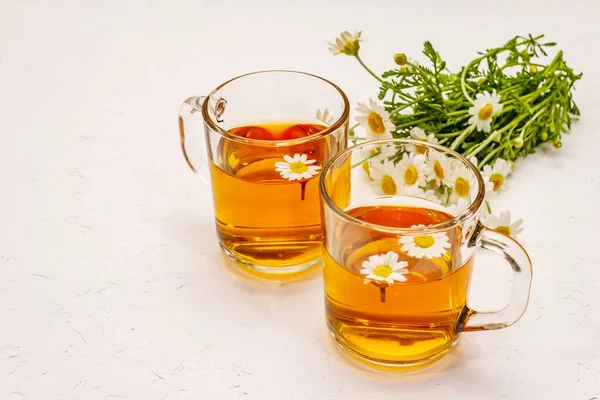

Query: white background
left=1, top=0, right=599, bottom=399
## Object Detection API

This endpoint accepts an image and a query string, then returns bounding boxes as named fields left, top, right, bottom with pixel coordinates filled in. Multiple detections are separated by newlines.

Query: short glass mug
left=319, top=139, right=532, bottom=366
left=178, top=70, right=349, bottom=275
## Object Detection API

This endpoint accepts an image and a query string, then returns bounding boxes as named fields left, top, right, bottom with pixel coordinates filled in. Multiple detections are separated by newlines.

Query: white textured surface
left=1, top=0, right=599, bottom=398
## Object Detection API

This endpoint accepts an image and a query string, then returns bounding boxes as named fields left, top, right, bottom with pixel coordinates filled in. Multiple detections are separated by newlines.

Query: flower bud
left=540, top=131, right=548, bottom=141
left=553, top=140, right=562, bottom=149
left=394, top=53, right=408, bottom=66
left=530, top=65, right=538, bottom=74
left=513, top=137, right=524, bottom=148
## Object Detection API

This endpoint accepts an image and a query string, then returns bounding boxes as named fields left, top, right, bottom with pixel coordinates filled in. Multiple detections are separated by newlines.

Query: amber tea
left=210, top=122, right=329, bottom=273
left=319, top=138, right=533, bottom=367
left=324, top=201, right=473, bottom=365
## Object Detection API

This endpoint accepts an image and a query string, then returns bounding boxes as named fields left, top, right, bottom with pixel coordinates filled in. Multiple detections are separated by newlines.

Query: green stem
left=355, top=54, right=384, bottom=84
left=449, top=125, right=476, bottom=150
left=478, top=144, right=506, bottom=167
left=350, top=149, right=381, bottom=169
left=393, top=116, right=437, bottom=130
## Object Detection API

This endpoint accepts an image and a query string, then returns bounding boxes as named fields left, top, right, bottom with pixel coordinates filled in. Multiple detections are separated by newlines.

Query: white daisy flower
left=360, top=251, right=409, bottom=285
left=355, top=99, right=396, bottom=141
left=482, top=210, right=524, bottom=237
left=403, top=185, right=440, bottom=204
left=370, top=160, right=402, bottom=195
left=408, top=127, right=439, bottom=154
left=275, top=154, right=321, bottom=181
left=396, top=152, right=430, bottom=188
left=448, top=164, right=475, bottom=203
left=328, top=30, right=362, bottom=56
left=468, top=155, right=479, bottom=170
left=446, top=197, right=471, bottom=217
left=315, top=108, right=335, bottom=126
left=482, top=158, right=512, bottom=194
left=468, top=89, right=504, bottom=133
left=399, top=231, right=451, bottom=259
left=426, top=150, right=453, bottom=186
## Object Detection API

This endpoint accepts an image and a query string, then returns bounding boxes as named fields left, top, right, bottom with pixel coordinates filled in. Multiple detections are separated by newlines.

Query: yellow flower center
left=454, top=177, right=471, bottom=198
left=478, top=104, right=494, bottom=120
left=289, top=162, right=308, bottom=174
left=404, top=165, right=418, bottom=185
left=415, top=141, right=428, bottom=154
left=362, top=161, right=371, bottom=178
left=494, top=226, right=511, bottom=236
left=433, top=160, right=444, bottom=180
left=367, top=112, right=386, bottom=134
left=341, top=40, right=360, bottom=56
left=380, top=175, right=397, bottom=195
left=373, top=264, right=393, bottom=278
left=414, top=235, right=434, bottom=248
left=489, top=173, right=504, bottom=191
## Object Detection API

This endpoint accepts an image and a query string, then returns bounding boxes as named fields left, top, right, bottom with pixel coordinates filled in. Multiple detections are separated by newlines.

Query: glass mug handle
left=178, top=96, right=211, bottom=187
left=460, top=222, right=533, bottom=332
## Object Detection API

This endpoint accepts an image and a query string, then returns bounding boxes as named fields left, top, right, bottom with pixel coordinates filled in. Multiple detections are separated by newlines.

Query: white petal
left=283, top=155, right=294, bottom=163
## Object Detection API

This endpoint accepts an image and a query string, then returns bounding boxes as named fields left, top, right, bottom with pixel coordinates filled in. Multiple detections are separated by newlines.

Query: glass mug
left=178, top=70, right=349, bottom=275
left=319, top=139, right=532, bottom=366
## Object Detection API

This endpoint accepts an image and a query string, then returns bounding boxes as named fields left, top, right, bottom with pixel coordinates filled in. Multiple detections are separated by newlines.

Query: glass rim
left=201, top=69, right=350, bottom=147
left=318, top=138, right=486, bottom=233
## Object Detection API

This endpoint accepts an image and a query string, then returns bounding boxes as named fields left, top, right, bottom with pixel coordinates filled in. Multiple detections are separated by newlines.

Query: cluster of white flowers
left=365, top=140, right=476, bottom=207
left=356, top=97, right=524, bottom=238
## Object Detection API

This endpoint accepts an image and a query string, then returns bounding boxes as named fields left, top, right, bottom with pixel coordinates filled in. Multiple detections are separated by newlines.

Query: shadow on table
left=323, top=329, right=483, bottom=381
left=216, top=250, right=322, bottom=287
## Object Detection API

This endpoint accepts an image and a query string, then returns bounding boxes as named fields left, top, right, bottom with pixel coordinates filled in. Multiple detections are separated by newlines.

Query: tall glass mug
left=178, top=71, right=349, bottom=275
left=319, top=139, right=532, bottom=366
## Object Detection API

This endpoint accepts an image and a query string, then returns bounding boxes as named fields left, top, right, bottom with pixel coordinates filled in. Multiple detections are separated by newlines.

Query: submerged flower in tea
left=399, top=229, right=451, bottom=259
left=468, top=89, right=504, bottom=133
left=355, top=99, right=395, bottom=141
left=370, top=160, right=402, bottom=195
left=360, top=251, right=409, bottom=285
left=483, top=210, right=524, bottom=237
left=275, top=154, right=321, bottom=181
left=396, top=152, right=430, bottom=188
left=328, top=30, right=362, bottom=56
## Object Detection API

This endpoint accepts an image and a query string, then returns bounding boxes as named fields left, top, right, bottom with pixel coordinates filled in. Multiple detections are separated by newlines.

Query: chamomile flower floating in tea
left=355, top=99, right=395, bottom=141
left=360, top=251, right=409, bottom=285
left=483, top=210, right=524, bottom=237
left=360, top=250, right=410, bottom=303
left=275, top=154, right=321, bottom=181
left=399, top=230, right=451, bottom=259
left=468, top=89, right=504, bottom=133
left=396, top=152, right=430, bottom=188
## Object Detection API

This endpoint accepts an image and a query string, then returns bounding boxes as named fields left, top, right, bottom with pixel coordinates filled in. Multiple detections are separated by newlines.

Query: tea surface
left=324, top=203, right=472, bottom=365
